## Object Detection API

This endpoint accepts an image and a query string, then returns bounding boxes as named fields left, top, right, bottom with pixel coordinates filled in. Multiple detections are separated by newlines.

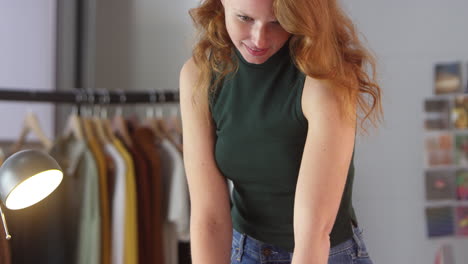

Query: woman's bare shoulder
left=301, top=75, right=337, bottom=120
left=180, top=57, right=200, bottom=85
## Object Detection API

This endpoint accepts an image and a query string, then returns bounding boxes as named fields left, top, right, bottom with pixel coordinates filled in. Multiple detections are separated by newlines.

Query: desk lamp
left=0, top=149, right=63, bottom=239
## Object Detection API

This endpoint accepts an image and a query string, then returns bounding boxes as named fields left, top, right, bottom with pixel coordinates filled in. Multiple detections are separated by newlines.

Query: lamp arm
left=0, top=204, right=11, bottom=240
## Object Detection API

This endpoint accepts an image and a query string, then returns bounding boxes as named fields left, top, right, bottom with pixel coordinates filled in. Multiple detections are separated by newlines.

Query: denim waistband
left=232, top=223, right=367, bottom=261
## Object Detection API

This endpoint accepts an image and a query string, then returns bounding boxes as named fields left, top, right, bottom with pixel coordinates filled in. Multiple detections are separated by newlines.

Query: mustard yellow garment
left=86, top=135, right=111, bottom=264
left=113, top=138, right=139, bottom=264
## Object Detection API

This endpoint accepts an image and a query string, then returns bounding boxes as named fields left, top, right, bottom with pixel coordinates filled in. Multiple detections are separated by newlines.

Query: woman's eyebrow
left=233, top=8, right=251, bottom=17
left=232, top=8, right=277, bottom=22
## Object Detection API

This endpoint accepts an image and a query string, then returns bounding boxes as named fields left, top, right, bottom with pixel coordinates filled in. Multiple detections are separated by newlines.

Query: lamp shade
left=0, top=149, right=63, bottom=210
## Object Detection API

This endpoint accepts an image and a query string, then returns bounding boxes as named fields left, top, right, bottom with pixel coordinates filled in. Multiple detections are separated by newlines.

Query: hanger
left=104, top=118, right=117, bottom=142
left=63, top=89, right=84, bottom=141
left=156, top=92, right=183, bottom=153
left=158, top=118, right=183, bottom=153
left=111, top=90, right=133, bottom=147
left=92, top=90, right=111, bottom=145
left=93, top=114, right=110, bottom=145
left=99, top=89, right=117, bottom=142
left=80, top=91, right=97, bottom=143
left=142, top=90, right=165, bottom=142
left=64, top=114, right=84, bottom=140
left=10, top=111, right=53, bottom=153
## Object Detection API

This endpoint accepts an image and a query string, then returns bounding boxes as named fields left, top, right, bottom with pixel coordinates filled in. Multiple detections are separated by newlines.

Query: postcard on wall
left=454, top=133, right=468, bottom=165
left=433, top=244, right=455, bottom=264
left=451, top=95, right=468, bottom=129
left=466, top=62, right=468, bottom=94
left=424, top=99, right=450, bottom=130
left=455, top=206, right=468, bottom=237
left=426, top=206, right=454, bottom=238
left=434, top=62, right=462, bottom=95
left=456, top=170, right=468, bottom=200
left=425, top=170, right=456, bottom=201
left=424, top=132, right=454, bottom=167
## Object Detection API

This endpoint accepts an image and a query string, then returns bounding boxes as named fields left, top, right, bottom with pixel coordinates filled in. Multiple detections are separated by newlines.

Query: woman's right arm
left=179, top=58, right=233, bottom=264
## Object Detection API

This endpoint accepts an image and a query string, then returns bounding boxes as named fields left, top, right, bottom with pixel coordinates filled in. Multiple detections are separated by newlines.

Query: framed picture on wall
left=433, top=244, right=455, bottom=264
left=434, top=62, right=462, bottom=95
left=424, top=132, right=454, bottom=167
left=454, top=133, right=468, bottom=165
left=466, top=62, right=468, bottom=94
left=451, top=95, right=468, bottom=129
left=424, top=99, right=450, bottom=130
left=455, top=206, right=468, bottom=237
left=456, top=170, right=468, bottom=200
left=426, top=206, right=455, bottom=238
left=425, top=170, right=456, bottom=201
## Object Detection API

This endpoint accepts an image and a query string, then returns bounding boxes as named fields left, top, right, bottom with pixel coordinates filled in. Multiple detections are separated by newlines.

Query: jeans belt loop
left=236, top=233, right=246, bottom=261
left=351, top=225, right=366, bottom=258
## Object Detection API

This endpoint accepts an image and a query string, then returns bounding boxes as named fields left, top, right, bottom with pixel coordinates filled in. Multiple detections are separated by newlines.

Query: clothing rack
left=0, top=88, right=179, bottom=104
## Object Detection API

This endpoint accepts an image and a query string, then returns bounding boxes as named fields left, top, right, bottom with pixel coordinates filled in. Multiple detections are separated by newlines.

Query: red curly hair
left=189, top=0, right=383, bottom=135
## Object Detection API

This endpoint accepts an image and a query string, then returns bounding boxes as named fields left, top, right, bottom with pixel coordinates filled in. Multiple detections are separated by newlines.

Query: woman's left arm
left=291, top=76, right=356, bottom=264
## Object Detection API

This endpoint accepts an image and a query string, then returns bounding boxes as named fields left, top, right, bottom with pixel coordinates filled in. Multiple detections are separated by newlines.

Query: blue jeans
left=231, top=224, right=373, bottom=264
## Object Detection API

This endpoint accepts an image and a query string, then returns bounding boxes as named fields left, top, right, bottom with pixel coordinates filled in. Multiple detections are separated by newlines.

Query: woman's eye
left=237, top=15, right=252, bottom=22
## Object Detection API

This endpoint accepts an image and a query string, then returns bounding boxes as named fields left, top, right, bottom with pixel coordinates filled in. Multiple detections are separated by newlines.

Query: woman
left=179, top=0, right=383, bottom=263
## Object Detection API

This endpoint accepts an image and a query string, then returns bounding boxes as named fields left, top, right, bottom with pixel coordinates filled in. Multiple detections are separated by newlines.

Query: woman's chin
left=242, top=52, right=269, bottom=64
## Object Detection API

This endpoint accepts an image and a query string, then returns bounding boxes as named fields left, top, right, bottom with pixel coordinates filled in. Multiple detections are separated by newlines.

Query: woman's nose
left=251, top=25, right=267, bottom=49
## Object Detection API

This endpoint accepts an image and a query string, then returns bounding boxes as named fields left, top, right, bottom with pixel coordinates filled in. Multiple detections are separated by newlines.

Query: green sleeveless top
left=209, top=42, right=358, bottom=252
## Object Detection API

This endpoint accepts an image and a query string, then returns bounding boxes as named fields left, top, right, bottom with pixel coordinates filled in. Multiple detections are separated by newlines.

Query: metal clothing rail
left=0, top=88, right=179, bottom=104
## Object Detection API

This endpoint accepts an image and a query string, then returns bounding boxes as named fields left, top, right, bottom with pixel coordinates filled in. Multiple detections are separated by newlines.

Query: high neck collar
left=234, top=40, right=290, bottom=69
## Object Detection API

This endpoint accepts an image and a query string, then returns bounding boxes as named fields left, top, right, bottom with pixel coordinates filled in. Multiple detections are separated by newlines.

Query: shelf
left=424, top=165, right=468, bottom=170
left=426, top=93, right=468, bottom=100
left=424, top=129, right=468, bottom=134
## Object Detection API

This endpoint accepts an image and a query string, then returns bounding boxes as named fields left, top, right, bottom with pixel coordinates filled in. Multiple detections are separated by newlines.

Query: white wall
left=130, top=1, right=196, bottom=92
left=343, top=1, right=468, bottom=263
left=94, top=0, right=195, bottom=93
left=0, top=1, right=56, bottom=141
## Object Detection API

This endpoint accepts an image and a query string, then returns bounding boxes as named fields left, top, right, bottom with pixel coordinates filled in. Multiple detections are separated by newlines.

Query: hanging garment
left=170, top=131, right=192, bottom=264
left=113, top=139, right=139, bottom=264
left=159, top=138, right=190, bottom=264
left=74, top=142, right=102, bottom=264
left=129, top=128, right=155, bottom=263
left=162, top=222, right=179, bottom=264
left=161, top=139, right=190, bottom=241
left=104, top=150, right=116, bottom=220
left=86, top=135, right=111, bottom=264
left=127, top=141, right=151, bottom=263
left=48, top=136, right=87, bottom=263
left=51, top=135, right=102, bottom=264
left=178, top=242, right=192, bottom=264
left=133, top=127, right=165, bottom=264
left=105, top=142, right=126, bottom=264
left=158, top=140, right=178, bottom=264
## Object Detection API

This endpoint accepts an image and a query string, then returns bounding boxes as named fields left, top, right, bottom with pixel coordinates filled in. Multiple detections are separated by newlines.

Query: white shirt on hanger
left=104, top=143, right=126, bottom=264
left=160, top=138, right=190, bottom=264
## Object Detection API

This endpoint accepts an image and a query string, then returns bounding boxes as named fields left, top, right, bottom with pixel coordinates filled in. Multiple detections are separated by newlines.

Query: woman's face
left=221, top=0, right=291, bottom=64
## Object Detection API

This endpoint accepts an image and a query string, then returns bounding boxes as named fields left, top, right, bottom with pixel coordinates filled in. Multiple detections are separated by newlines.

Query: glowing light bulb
left=5, top=169, right=63, bottom=210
